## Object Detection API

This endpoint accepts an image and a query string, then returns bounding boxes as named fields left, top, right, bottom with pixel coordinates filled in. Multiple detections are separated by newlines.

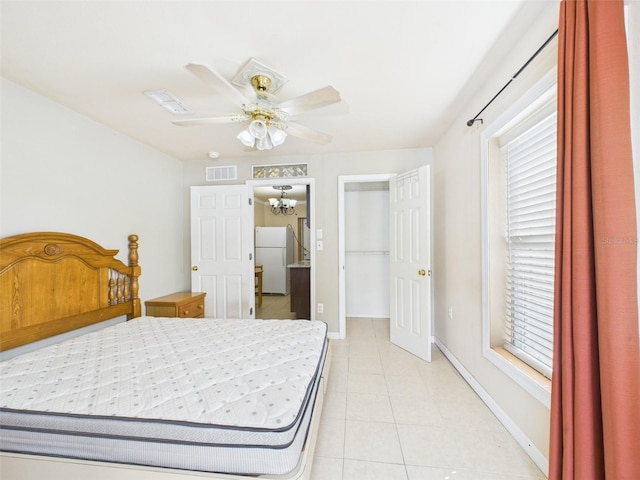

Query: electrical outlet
left=448, top=306, right=453, bottom=320
left=317, top=303, right=324, bottom=314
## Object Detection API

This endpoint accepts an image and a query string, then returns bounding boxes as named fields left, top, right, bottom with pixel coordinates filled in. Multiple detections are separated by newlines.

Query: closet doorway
left=338, top=174, right=395, bottom=339
left=338, top=167, right=433, bottom=360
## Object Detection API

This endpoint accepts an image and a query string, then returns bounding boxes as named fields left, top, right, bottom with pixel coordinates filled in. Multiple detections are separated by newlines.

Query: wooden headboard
left=0, top=232, right=141, bottom=351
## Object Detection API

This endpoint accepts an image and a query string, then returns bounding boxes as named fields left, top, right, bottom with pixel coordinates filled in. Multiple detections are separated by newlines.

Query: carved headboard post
left=127, top=234, right=142, bottom=319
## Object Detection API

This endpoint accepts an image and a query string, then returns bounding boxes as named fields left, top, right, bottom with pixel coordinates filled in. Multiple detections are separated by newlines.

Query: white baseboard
left=434, top=337, right=549, bottom=477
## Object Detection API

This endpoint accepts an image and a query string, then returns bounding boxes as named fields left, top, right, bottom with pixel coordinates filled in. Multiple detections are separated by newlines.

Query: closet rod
left=466, top=29, right=559, bottom=127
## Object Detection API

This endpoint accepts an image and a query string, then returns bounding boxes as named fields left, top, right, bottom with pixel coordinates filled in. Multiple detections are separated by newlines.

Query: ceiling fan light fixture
left=255, top=135, right=273, bottom=151
left=248, top=119, right=268, bottom=139
left=237, top=118, right=287, bottom=151
left=237, top=129, right=255, bottom=147
left=178, top=61, right=340, bottom=151
left=268, top=126, right=287, bottom=146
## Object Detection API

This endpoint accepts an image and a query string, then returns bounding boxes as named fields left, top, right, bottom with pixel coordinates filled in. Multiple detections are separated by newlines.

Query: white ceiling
left=254, top=184, right=305, bottom=202
left=1, top=1, right=550, bottom=163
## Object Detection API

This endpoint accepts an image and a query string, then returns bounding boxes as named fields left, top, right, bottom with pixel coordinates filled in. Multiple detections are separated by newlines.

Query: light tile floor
left=310, top=317, right=547, bottom=480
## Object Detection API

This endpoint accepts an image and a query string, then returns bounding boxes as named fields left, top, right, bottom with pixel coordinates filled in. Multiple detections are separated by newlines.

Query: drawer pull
left=198, top=304, right=204, bottom=309
left=183, top=310, right=189, bottom=315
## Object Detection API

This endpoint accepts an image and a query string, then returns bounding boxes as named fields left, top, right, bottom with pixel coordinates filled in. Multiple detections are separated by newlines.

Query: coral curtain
left=550, top=1, right=640, bottom=479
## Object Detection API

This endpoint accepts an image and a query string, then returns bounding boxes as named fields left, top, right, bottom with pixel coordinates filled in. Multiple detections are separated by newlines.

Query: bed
left=0, top=232, right=330, bottom=480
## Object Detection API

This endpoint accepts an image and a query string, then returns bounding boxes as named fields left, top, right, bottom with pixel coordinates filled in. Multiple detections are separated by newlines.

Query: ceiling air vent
left=206, top=165, right=238, bottom=182
left=144, top=90, right=190, bottom=114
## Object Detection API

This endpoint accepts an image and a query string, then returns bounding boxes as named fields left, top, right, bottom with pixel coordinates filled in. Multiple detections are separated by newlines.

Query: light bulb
left=237, top=129, right=255, bottom=147
left=255, top=135, right=272, bottom=150
left=248, top=119, right=268, bottom=139
left=268, top=126, right=287, bottom=146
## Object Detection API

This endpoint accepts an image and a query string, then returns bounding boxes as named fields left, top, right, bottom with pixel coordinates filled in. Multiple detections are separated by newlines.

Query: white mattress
left=0, top=317, right=328, bottom=475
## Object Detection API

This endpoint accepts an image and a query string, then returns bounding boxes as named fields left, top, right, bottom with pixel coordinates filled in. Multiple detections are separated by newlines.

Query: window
left=481, top=71, right=557, bottom=401
left=502, top=107, right=556, bottom=378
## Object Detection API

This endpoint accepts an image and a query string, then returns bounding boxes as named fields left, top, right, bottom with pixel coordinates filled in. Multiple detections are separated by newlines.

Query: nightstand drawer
left=177, top=297, right=205, bottom=318
left=145, top=292, right=206, bottom=318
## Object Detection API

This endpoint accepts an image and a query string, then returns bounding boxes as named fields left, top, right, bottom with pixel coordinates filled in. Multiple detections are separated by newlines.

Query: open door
left=389, top=165, right=432, bottom=361
left=190, top=185, right=254, bottom=318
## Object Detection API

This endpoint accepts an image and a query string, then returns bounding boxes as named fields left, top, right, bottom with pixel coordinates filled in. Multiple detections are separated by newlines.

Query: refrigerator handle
left=282, top=247, right=286, bottom=266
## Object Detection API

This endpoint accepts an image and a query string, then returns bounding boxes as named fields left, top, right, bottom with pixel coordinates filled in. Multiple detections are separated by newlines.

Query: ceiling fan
left=171, top=58, right=342, bottom=151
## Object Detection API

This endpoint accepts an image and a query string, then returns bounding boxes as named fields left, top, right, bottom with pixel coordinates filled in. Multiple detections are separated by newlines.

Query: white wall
left=432, top=2, right=559, bottom=472
left=183, top=148, right=432, bottom=334
left=0, top=78, right=186, bottom=303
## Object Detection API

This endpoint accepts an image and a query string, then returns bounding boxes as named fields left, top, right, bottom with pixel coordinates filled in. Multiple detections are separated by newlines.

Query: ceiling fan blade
left=186, top=63, right=250, bottom=106
left=172, top=113, right=245, bottom=126
left=277, top=86, right=341, bottom=116
left=285, top=121, right=332, bottom=145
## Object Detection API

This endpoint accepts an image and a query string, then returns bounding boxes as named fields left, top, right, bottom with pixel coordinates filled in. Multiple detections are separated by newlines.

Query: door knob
left=192, top=266, right=198, bottom=271
left=418, top=269, right=426, bottom=276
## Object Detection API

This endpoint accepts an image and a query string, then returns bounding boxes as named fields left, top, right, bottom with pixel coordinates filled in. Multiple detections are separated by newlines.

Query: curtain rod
left=466, top=29, right=559, bottom=127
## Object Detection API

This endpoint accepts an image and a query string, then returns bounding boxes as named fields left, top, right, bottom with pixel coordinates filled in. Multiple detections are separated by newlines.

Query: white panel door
left=190, top=185, right=253, bottom=318
left=390, top=166, right=432, bottom=361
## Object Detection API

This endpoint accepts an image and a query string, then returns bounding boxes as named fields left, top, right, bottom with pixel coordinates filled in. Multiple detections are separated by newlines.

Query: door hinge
left=249, top=252, right=253, bottom=261
left=248, top=198, right=252, bottom=206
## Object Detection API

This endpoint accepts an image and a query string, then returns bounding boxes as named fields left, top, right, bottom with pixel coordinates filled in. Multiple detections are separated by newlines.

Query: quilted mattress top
left=0, top=317, right=327, bottom=431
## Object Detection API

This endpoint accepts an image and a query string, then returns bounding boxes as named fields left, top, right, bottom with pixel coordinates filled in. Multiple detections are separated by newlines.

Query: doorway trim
left=247, top=177, right=316, bottom=321
left=338, top=174, right=396, bottom=339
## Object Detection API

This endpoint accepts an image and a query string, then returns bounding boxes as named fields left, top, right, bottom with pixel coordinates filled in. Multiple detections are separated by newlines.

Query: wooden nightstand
left=145, top=292, right=206, bottom=318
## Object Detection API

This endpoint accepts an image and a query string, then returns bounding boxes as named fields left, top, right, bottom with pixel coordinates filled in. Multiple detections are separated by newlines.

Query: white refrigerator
left=255, top=226, right=294, bottom=295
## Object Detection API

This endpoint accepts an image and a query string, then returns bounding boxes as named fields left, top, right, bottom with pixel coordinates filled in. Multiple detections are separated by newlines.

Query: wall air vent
left=206, top=165, right=238, bottom=182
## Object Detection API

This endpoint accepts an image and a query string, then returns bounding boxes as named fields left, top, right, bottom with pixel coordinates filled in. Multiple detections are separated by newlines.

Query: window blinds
left=504, top=111, right=557, bottom=378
